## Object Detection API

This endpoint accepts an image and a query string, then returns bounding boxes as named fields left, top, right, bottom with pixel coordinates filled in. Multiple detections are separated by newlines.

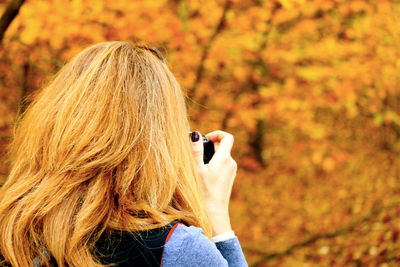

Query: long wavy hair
left=0, top=41, right=212, bottom=266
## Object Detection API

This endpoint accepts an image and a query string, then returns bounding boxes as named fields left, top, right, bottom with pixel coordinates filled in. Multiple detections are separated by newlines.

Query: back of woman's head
left=0, top=41, right=211, bottom=267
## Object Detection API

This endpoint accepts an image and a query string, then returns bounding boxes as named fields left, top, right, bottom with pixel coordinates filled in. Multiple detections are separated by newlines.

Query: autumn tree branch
left=0, top=0, right=26, bottom=44
left=219, top=2, right=283, bottom=130
left=220, top=45, right=268, bottom=131
left=219, top=22, right=272, bottom=166
left=187, top=0, right=231, bottom=101
left=248, top=203, right=397, bottom=267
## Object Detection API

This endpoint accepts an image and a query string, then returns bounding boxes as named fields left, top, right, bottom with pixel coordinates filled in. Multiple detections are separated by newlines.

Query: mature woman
left=0, top=41, right=248, bottom=266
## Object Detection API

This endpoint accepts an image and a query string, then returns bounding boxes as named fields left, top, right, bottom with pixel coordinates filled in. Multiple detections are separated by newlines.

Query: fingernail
left=190, top=131, right=200, bottom=142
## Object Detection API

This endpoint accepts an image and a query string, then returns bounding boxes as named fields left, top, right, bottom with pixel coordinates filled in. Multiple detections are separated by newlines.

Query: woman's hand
left=190, top=130, right=237, bottom=236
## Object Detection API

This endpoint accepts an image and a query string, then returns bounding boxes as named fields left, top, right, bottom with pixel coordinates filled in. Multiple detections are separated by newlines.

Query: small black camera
left=202, top=135, right=215, bottom=164
left=189, top=132, right=215, bottom=164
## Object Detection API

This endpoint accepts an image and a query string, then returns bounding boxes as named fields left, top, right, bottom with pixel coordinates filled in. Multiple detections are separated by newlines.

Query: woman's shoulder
left=167, top=223, right=205, bottom=239
left=162, top=224, right=228, bottom=266
left=164, top=223, right=206, bottom=246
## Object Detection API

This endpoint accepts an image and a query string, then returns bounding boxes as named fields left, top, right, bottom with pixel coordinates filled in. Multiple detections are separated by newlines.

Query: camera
left=202, top=135, right=215, bottom=164
left=189, top=131, right=215, bottom=164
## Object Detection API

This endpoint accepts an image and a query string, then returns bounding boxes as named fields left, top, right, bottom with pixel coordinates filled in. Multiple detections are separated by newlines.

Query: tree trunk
left=0, top=0, right=26, bottom=44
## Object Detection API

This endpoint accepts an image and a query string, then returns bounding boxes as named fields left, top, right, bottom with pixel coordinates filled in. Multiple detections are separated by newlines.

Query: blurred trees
left=0, top=0, right=399, bottom=266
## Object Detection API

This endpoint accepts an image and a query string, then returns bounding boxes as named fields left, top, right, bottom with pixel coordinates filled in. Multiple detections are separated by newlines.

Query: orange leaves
left=321, top=157, right=335, bottom=172
left=272, top=8, right=299, bottom=25
left=382, top=110, right=400, bottom=126
left=233, top=66, right=247, bottom=81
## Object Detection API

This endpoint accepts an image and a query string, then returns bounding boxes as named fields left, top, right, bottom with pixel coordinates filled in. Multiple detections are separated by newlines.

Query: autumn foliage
left=0, top=0, right=399, bottom=266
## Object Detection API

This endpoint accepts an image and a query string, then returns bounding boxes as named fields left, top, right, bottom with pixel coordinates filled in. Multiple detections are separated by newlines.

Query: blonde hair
left=0, top=41, right=212, bottom=266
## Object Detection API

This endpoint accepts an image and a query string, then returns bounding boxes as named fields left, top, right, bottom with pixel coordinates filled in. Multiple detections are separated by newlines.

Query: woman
left=0, top=41, right=248, bottom=266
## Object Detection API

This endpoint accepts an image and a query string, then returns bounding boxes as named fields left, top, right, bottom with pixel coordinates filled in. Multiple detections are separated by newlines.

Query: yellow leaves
left=259, top=83, right=278, bottom=98
left=349, top=1, right=373, bottom=13
left=235, top=107, right=257, bottom=131
left=287, top=99, right=301, bottom=111
left=368, top=246, right=378, bottom=256
left=20, top=19, right=41, bottom=45
left=49, top=36, right=65, bottom=51
left=297, top=66, right=332, bottom=82
left=180, top=71, right=196, bottom=89
left=178, top=1, right=189, bottom=31
left=311, top=151, right=323, bottom=164
left=90, top=0, right=105, bottom=14
left=384, top=110, right=400, bottom=126
left=318, top=245, right=330, bottom=255
left=279, top=0, right=307, bottom=9
left=279, top=0, right=294, bottom=9
left=337, top=189, right=348, bottom=199
left=352, top=199, right=363, bottom=214
left=373, top=113, right=384, bottom=126
left=251, top=224, right=263, bottom=239
left=322, top=157, right=335, bottom=172
left=345, top=102, right=359, bottom=119
left=71, top=0, right=83, bottom=19
left=35, top=0, right=51, bottom=14
left=233, top=66, right=247, bottom=81
left=352, top=15, right=373, bottom=36
left=310, top=149, right=335, bottom=172
left=377, top=1, right=393, bottom=14
left=273, top=8, right=299, bottom=25
left=246, top=6, right=271, bottom=32
left=293, top=19, right=317, bottom=35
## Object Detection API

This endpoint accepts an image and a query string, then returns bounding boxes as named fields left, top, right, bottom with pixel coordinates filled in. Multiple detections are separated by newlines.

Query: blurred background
left=0, top=0, right=399, bottom=266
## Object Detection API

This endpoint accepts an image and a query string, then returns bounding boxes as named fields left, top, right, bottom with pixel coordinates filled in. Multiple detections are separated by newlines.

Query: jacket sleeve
left=162, top=224, right=248, bottom=267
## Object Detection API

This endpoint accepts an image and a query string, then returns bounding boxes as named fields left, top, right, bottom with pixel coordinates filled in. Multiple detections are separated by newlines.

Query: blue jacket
left=162, top=223, right=248, bottom=266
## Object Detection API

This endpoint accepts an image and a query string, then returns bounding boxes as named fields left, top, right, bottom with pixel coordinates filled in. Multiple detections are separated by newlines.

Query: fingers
left=205, top=130, right=234, bottom=163
left=190, top=131, right=205, bottom=168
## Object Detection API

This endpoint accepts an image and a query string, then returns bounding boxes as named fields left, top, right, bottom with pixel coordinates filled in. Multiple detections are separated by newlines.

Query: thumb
left=190, top=131, right=205, bottom=168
